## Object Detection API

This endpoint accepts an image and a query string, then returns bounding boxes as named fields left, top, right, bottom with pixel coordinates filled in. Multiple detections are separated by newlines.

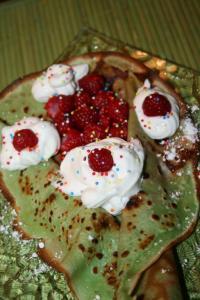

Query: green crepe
left=0, top=32, right=199, bottom=299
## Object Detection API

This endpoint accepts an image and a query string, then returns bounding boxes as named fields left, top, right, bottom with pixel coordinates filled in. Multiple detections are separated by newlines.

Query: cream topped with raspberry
left=0, top=117, right=60, bottom=170
left=134, top=80, right=179, bottom=139
left=32, top=63, right=89, bottom=102
left=54, top=138, right=144, bottom=215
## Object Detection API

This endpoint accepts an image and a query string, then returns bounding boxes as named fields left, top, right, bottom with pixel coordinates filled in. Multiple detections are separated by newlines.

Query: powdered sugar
left=181, top=117, right=198, bottom=143
left=190, top=105, right=199, bottom=113
left=165, top=147, right=176, bottom=161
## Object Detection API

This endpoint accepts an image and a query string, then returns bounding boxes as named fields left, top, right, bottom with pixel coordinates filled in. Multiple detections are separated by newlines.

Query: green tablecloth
left=0, top=0, right=199, bottom=91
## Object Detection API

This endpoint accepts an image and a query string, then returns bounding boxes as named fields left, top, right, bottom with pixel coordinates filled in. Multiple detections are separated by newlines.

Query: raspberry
left=98, top=114, right=111, bottom=129
left=72, top=105, right=98, bottom=130
left=99, top=105, right=109, bottom=117
left=55, top=117, right=73, bottom=135
left=74, top=91, right=91, bottom=108
left=142, top=92, right=171, bottom=117
left=92, top=91, right=115, bottom=110
left=108, top=123, right=128, bottom=140
left=13, top=129, right=38, bottom=151
left=78, top=74, right=105, bottom=96
left=88, top=148, right=114, bottom=172
left=98, top=105, right=111, bottom=127
left=45, top=95, right=74, bottom=121
left=59, top=95, right=74, bottom=113
left=45, top=96, right=61, bottom=120
left=108, top=99, right=129, bottom=123
left=60, top=129, right=83, bottom=153
left=83, top=123, right=107, bottom=144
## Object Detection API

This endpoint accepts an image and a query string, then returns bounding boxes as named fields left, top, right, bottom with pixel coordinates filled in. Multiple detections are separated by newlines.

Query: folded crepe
left=0, top=52, right=199, bottom=300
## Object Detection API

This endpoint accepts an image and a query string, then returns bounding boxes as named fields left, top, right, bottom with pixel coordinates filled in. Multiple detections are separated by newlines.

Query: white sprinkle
left=55, top=250, right=63, bottom=259
left=176, top=171, right=182, bottom=176
left=161, top=268, right=167, bottom=274
left=11, top=209, right=17, bottom=216
left=31, top=252, right=38, bottom=258
left=38, top=242, right=45, bottom=248
left=88, top=235, right=94, bottom=241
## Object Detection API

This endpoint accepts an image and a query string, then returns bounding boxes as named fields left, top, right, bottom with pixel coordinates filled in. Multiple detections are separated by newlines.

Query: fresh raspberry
left=98, top=105, right=111, bottom=129
left=98, top=114, right=111, bottom=129
left=142, top=92, right=171, bottom=117
left=92, top=91, right=115, bottom=110
left=74, top=91, right=91, bottom=108
left=45, top=96, right=61, bottom=120
left=108, top=99, right=129, bottom=123
left=99, top=105, right=109, bottom=117
left=45, top=95, right=74, bottom=121
left=72, top=105, right=98, bottom=130
left=88, top=148, right=114, bottom=172
left=108, top=123, right=128, bottom=140
left=60, top=129, right=83, bottom=153
left=13, top=129, right=38, bottom=151
left=78, top=74, right=105, bottom=96
left=83, top=123, right=107, bottom=144
left=55, top=117, right=73, bottom=135
left=59, top=95, right=74, bottom=113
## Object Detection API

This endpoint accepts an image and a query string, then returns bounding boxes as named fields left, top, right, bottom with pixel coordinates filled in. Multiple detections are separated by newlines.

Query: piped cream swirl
left=32, top=63, right=89, bottom=102
left=54, top=138, right=144, bottom=215
left=134, top=80, right=179, bottom=139
left=0, top=117, right=60, bottom=170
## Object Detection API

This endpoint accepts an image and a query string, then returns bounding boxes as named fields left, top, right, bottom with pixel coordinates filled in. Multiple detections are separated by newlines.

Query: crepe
left=0, top=52, right=199, bottom=300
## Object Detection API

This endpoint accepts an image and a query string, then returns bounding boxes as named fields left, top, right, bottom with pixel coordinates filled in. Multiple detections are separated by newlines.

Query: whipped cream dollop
left=32, top=63, right=89, bottom=102
left=0, top=117, right=60, bottom=170
left=54, top=138, right=144, bottom=215
left=134, top=80, right=179, bottom=139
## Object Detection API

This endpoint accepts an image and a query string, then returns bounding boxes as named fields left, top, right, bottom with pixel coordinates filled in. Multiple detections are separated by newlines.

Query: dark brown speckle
left=139, top=235, right=155, bottom=250
left=93, top=267, right=98, bottom=274
left=121, top=250, right=129, bottom=258
left=78, top=244, right=85, bottom=252
left=152, top=214, right=160, bottom=221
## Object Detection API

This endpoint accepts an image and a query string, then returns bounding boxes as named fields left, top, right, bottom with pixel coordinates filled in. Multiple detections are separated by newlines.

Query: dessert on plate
left=0, top=52, right=199, bottom=299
